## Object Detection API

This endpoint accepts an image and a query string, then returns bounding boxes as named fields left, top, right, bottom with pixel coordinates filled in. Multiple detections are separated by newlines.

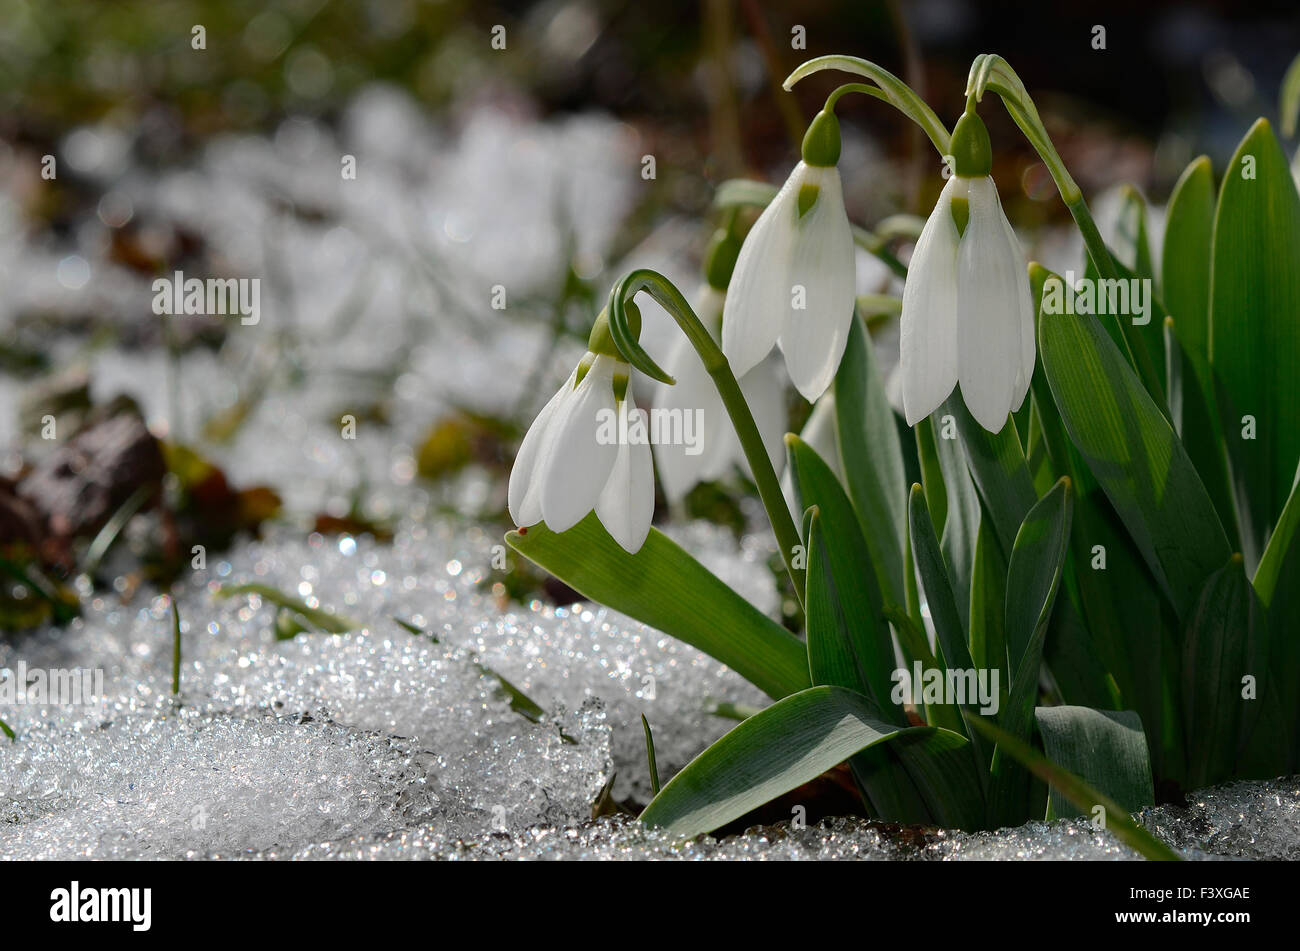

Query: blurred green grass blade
left=0, top=717, right=13, bottom=741
left=790, top=437, right=900, bottom=720
left=1040, top=276, right=1232, bottom=620
left=970, top=715, right=1175, bottom=861
left=639, top=685, right=975, bottom=839
left=1182, top=555, right=1276, bottom=786
left=1033, top=707, right=1156, bottom=819
left=988, top=478, right=1073, bottom=825
left=215, top=582, right=358, bottom=633
left=832, top=314, right=907, bottom=609
left=1281, top=52, right=1300, bottom=139
left=507, top=515, right=810, bottom=700
left=641, top=714, right=661, bottom=796
left=171, top=596, right=182, bottom=696
left=1210, top=119, right=1300, bottom=569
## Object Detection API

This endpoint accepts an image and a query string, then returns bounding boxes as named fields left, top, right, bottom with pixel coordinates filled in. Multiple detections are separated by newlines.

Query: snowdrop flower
left=654, top=281, right=786, bottom=503
left=509, top=306, right=654, bottom=553
left=722, top=110, right=856, bottom=402
left=900, top=111, right=1034, bottom=432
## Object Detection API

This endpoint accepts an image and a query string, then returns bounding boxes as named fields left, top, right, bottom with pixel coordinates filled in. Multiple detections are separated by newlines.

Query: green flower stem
left=967, top=53, right=1167, bottom=415
left=607, top=269, right=806, bottom=606
left=784, top=56, right=952, bottom=157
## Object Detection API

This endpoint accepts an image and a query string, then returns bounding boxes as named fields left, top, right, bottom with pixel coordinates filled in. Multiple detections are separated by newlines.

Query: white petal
left=722, top=164, right=803, bottom=378
left=508, top=369, right=575, bottom=526
left=778, top=164, right=857, bottom=401
left=998, top=204, right=1036, bottom=412
left=538, top=356, right=619, bottom=532
left=733, top=356, right=788, bottom=481
left=652, top=335, right=720, bottom=501
left=596, top=395, right=656, bottom=553
left=957, top=177, right=1024, bottom=432
left=900, top=176, right=963, bottom=425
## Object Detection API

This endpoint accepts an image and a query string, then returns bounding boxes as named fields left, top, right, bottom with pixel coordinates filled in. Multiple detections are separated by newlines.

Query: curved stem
left=784, top=55, right=951, bottom=156
left=967, top=54, right=1168, bottom=416
left=608, top=270, right=806, bottom=606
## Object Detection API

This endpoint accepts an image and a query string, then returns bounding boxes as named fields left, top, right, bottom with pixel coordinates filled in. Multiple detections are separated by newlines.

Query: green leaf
left=1247, top=466, right=1299, bottom=774
left=790, top=438, right=899, bottom=719
left=0, top=716, right=13, bottom=741
left=944, top=396, right=1037, bottom=558
left=988, top=478, right=1074, bottom=825
left=969, top=715, right=1176, bottom=861
left=1039, top=282, right=1232, bottom=620
left=907, top=486, right=977, bottom=684
left=967, top=514, right=1008, bottom=684
left=639, top=685, right=978, bottom=838
left=507, top=515, right=810, bottom=701
left=1004, top=478, right=1074, bottom=672
left=832, top=315, right=907, bottom=610
left=1161, top=157, right=1215, bottom=369
left=1182, top=555, right=1274, bottom=787
left=1210, top=119, right=1300, bottom=568
left=1033, top=706, right=1155, bottom=819
left=1254, top=463, right=1300, bottom=609
left=1029, top=264, right=1179, bottom=770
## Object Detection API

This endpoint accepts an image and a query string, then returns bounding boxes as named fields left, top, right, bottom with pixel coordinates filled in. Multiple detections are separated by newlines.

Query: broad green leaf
left=506, top=515, right=809, bottom=700
left=988, top=478, right=1074, bottom=825
left=1254, top=463, right=1300, bottom=608
left=1161, top=157, right=1215, bottom=368
left=1004, top=478, right=1074, bottom=670
left=1182, top=555, right=1274, bottom=787
left=907, top=486, right=977, bottom=682
left=1249, top=464, right=1299, bottom=773
left=1029, top=264, right=1179, bottom=766
left=1165, top=316, right=1240, bottom=550
left=1039, top=280, right=1232, bottom=620
left=789, top=436, right=898, bottom=717
left=967, top=513, right=1008, bottom=686
left=970, top=716, right=1176, bottom=861
left=944, top=396, right=1037, bottom=557
left=832, top=315, right=907, bottom=610
left=908, top=485, right=991, bottom=775
left=934, top=413, right=982, bottom=631
left=1210, top=119, right=1300, bottom=569
left=640, top=685, right=980, bottom=838
left=1112, top=185, right=1156, bottom=285
left=1033, top=706, right=1155, bottom=820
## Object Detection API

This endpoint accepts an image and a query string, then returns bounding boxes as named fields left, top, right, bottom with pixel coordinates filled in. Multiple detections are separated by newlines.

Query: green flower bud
left=950, top=111, right=992, bottom=178
left=704, top=227, right=742, bottom=290
left=800, top=109, right=842, bottom=168
left=587, top=302, right=642, bottom=359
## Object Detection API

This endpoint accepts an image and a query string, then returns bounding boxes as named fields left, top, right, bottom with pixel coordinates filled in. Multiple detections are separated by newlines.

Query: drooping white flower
left=900, top=113, right=1033, bottom=432
left=654, top=284, right=786, bottom=502
left=722, top=111, right=856, bottom=403
left=509, top=352, right=654, bottom=553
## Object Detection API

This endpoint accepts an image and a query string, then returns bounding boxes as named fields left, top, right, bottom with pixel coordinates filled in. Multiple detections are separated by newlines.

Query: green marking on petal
left=950, top=194, right=970, bottom=237
left=798, top=183, right=821, bottom=218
